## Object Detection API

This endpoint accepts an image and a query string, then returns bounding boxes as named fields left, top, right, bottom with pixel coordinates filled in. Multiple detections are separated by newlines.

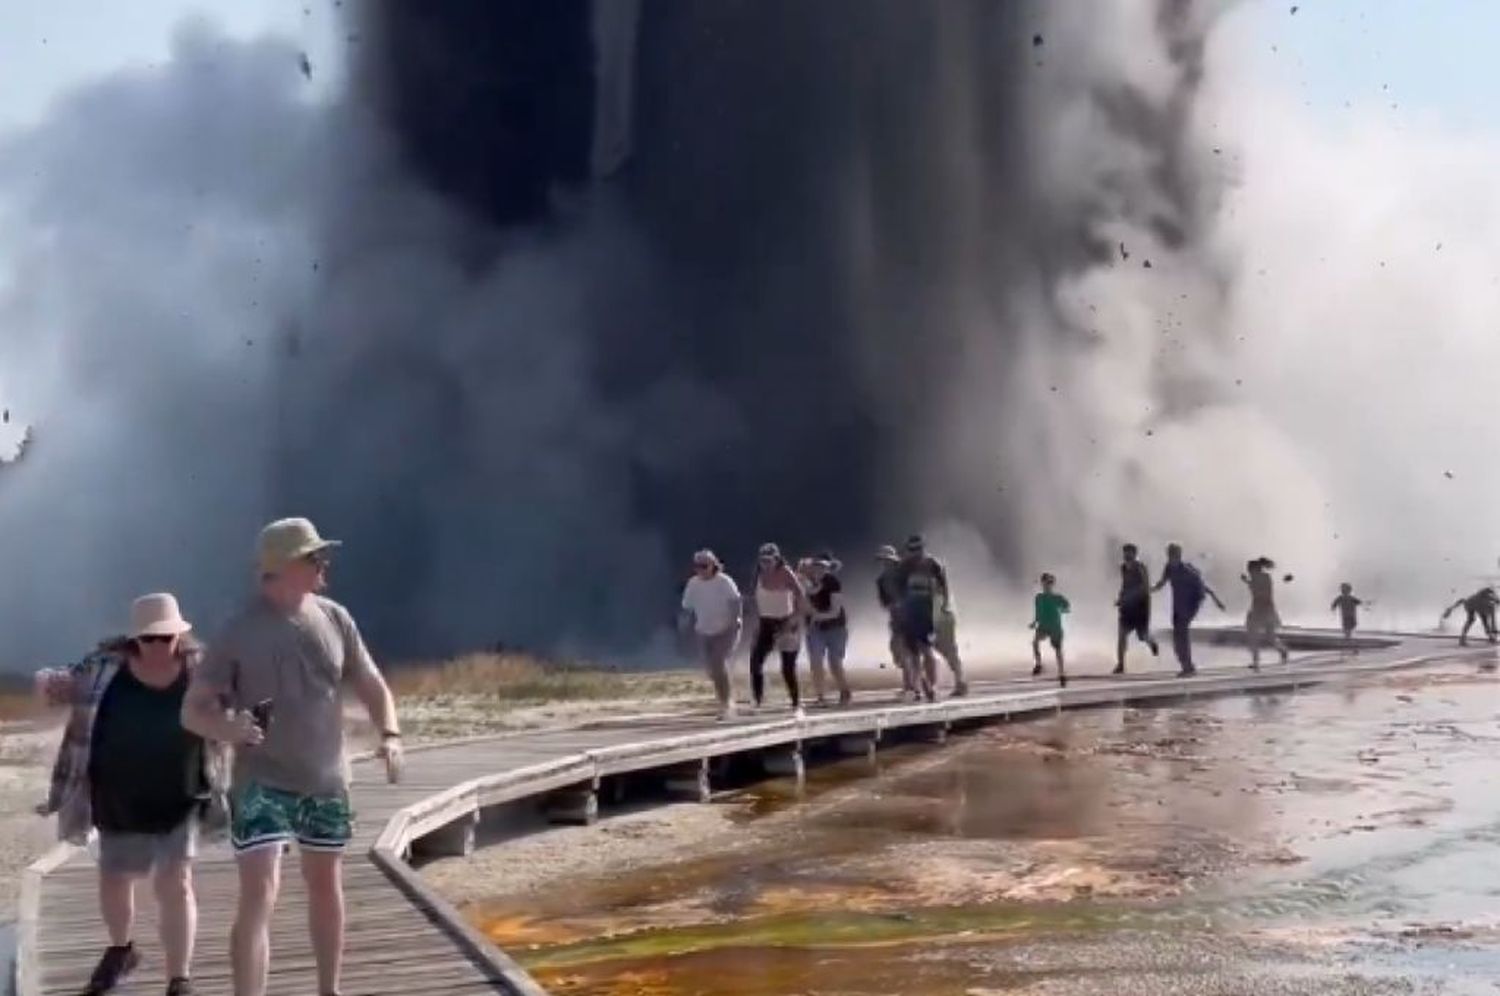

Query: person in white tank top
left=749, top=542, right=809, bottom=715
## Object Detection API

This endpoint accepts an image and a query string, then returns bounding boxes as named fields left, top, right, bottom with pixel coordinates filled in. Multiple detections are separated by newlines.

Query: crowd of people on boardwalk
left=32, top=518, right=401, bottom=996
left=679, top=536, right=1401, bottom=715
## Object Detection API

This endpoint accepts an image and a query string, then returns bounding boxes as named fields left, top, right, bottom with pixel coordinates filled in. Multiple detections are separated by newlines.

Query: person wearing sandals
left=35, top=593, right=220, bottom=996
left=804, top=552, right=853, bottom=707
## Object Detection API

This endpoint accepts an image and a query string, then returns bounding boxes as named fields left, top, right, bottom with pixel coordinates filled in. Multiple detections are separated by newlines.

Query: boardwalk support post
left=413, top=812, right=478, bottom=858
left=663, top=758, right=712, bottom=802
left=545, top=788, right=599, bottom=825
left=762, top=745, right=805, bottom=783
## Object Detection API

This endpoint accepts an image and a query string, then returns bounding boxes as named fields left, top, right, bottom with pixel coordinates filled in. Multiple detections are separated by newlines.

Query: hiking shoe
left=952, top=681, right=969, bottom=698
left=838, top=690, right=853, bottom=707
left=1149, top=640, right=1160, bottom=656
left=1249, top=662, right=1261, bottom=672
left=1058, top=675, right=1068, bottom=689
left=84, top=943, right=140, bottom=995
left=1178, top=666, right=1197, bottom=677
left=1031, top=664, right=1044, bottom=677
left=1111, top=664, right=1125, bottom=676
left=166, top=978, right=194, bottom=996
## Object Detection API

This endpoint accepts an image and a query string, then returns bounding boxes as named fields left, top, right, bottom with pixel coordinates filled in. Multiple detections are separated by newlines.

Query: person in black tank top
left=1114, top=544, right=1160, bottom=674
left=805, top=554, right=852, bottom=706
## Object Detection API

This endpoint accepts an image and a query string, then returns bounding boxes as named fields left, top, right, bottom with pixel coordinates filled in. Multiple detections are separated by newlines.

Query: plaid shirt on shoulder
left=36, top=642, right=222, bottom=845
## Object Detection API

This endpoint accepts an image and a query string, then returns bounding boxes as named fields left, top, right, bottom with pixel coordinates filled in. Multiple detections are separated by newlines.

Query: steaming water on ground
left=472, top=659, right=1500, bottom=994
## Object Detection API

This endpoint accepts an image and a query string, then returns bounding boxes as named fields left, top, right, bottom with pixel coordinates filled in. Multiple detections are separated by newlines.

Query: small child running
left=1330, top=583, right=1365, bottom=653
left=1030, top=573, right=1070, bottom=688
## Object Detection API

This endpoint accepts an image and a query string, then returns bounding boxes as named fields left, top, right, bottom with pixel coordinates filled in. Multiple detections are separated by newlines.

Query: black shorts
left=1118, top=601, right=1151, bottom=637
left=1034, top=626, right=1063, bottom=649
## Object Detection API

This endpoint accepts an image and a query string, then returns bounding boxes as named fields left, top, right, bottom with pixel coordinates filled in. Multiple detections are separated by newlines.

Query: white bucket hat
left=258, top=517, right=342, bottom=574
left=131, top=593, right=192, bottom=638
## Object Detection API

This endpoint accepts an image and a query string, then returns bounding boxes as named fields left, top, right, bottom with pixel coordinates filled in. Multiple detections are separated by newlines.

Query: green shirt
left=1034, top=592, right=1070, bottom=634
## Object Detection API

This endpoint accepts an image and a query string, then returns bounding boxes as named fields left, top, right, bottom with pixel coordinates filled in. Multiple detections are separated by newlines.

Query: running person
left=1441, top=587, right=1500, bottom=646
left=1330, top=583, right=1364, bottom=652
left=748, top=543, right=809, bottom=715
left=680, top=550, right=743, bottom=719
left=1030, top=573, right=1071, bottom=687
left=182, top=518, right=402, bottom=996
left=875, top=545, right=916, bottom=699
left=893, top=535, right=947, bottom=702
left=932, top=584, right=969, bottom=697
left=35, top=594, right=217, bottom=996
left=1242, top=558, right=1290, bottom=670
left=1152, top=543, right=1226, bottom=676
left=805, top=553, right=852, bottom=707
left=1114, top=543, right=1159, bottom=675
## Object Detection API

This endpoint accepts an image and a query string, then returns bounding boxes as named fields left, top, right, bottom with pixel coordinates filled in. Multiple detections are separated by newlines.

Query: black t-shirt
left=1119, top=560, right=1151, bottom=605
left=89, top=666, right=204, bottom=834
left=810, top=575, right=847, bottom=629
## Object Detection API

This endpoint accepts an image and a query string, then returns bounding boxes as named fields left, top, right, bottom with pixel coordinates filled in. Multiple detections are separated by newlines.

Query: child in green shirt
left=1030, top=572, right=1071, bottom=687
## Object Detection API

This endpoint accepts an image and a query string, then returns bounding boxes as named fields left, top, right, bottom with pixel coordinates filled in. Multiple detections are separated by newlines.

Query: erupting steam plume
left=1, top=2, right=1497, bottom=663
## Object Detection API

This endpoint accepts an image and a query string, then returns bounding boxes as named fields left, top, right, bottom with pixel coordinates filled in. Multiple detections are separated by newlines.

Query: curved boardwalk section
left=17, top=636, right=1486, bottom=996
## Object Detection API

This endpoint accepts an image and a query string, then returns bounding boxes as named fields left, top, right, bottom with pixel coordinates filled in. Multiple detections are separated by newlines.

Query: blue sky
left=0, top=0, right=341, bottom=132
left=1230, top=0, right=1499, bottom=133
left=0, top=1, right=1495, bottom=136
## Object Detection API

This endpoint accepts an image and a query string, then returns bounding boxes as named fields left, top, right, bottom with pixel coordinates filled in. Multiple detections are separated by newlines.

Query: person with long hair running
left=1242, top=557, right=1290, bottom=671
left=749, top=543, right=810, bottom=716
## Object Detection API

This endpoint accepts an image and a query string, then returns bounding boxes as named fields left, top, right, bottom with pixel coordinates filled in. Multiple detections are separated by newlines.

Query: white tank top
left=755, top=582, right=795, bottom=620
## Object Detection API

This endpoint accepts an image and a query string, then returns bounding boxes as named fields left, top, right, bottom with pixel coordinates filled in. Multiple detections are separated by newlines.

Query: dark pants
left=750, top=616, right=800, bottom=707
left=1171, top=610, right=1197, bottom=671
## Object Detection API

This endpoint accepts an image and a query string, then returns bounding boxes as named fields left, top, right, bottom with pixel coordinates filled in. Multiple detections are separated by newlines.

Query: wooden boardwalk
left=17, top=634, right=1489, bottom=996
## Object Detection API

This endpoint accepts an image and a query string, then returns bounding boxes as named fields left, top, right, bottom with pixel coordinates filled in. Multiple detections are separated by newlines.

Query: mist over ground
left=0, top=1, right=1495, bottom=666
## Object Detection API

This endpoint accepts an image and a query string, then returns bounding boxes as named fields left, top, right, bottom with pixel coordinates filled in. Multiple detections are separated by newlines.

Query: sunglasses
left=138, top=634, right=175, bottom=645
left=303, top=553, right=330, bottom=569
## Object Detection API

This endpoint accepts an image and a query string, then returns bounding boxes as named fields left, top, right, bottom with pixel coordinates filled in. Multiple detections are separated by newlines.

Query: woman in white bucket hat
left=35, top=593, right=219, bottom=996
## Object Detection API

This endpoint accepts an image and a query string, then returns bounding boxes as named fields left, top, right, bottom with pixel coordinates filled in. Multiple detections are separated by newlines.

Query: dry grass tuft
left=386, top=651, right=706, bottom=704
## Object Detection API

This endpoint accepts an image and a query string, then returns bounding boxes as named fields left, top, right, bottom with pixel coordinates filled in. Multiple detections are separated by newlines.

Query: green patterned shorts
left=230, top=781, right=354, bottom=853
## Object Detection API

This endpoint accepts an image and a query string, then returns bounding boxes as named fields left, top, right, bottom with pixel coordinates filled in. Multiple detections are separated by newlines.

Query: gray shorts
left=97, top=819, right=197, bottom=876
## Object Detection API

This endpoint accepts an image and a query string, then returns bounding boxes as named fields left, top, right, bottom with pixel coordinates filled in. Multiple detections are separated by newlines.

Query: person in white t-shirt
left=679, top=550, right=744, bottom=719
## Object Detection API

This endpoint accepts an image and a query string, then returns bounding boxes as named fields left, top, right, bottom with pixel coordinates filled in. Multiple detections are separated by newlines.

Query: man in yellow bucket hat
left=183, top=517, right=401, bottom=996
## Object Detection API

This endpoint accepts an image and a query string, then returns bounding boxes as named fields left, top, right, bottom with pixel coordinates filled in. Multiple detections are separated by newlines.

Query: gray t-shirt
left=200, top=595, right=378, bottom=796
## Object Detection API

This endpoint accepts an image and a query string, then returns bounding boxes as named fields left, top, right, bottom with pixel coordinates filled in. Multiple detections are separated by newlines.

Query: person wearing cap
left=35, top=594, right=219, bottom=996
left=749, top=542, right=811, bottom=716
left=875, top=545, right=916, bottom=699
left=892, top=535, right=951, bottom=701
left=679, top=550, right=743, bottom=719
left=804, top=553, right=852, bottom=707
left=182, top=518, right=401, bottom=996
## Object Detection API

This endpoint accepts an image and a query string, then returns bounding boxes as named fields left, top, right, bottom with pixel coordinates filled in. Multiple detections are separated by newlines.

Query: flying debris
left=1032, top=33, right=1044, bottom=47
left=1444, top=471, right=1455, bottom=479
left=1118, top=242, right=1130, bottom=260
left=298, top=52, right=312, bottom=79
